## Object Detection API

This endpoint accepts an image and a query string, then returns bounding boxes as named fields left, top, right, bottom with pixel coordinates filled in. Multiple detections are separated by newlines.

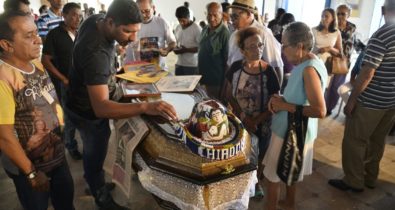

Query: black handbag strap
left=288, top=105, right=308, bottom=149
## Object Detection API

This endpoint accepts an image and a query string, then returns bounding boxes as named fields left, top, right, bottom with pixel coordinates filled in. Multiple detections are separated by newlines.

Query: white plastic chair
left=336, top=82, right=353, bottom=117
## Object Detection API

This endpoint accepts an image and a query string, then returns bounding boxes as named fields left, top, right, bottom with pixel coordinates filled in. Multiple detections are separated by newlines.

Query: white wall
left=263, top=0, right=276, bottom=21
left=368, top=0, right=385, bottom=38
left=286, top=0, right=326, bottom=28
left=152, top=0, right=215, bottom=29
left=30, top=0, right=43, bottom=14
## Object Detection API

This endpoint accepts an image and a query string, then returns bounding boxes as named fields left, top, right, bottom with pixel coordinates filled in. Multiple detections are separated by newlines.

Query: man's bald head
left=207, top=2, right=222, bottom=12
left=206, top=2, right=223, bottom=29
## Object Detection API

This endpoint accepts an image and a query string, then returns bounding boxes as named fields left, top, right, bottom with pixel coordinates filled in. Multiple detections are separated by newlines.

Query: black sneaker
left=85, top=182, right=116, bottom=196
left=96, top=186, right=129, bottom=210
left=326, top=110, right=332, bottom=117
left=68, top=149, right=82, bottom=160
left=364, top=182, right=376, bottom=189
left=328, top=179, right=364, bottom=192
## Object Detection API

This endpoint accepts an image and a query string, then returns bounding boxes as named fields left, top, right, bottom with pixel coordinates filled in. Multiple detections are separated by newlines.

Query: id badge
left=41, top=89, right=54, bottom=104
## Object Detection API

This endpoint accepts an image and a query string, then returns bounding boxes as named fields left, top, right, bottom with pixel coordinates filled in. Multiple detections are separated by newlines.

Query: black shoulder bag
left=276, top=105, right=308, bottom=186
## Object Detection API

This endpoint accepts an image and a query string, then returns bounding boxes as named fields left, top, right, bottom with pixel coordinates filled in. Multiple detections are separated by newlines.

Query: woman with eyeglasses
left=264, top=22, right=327, bottom=210
left=312, top=8, right=343, bottom=63
left=222, top=27, right=280, bottom=198
left=325, top=4, right=357, bottom=116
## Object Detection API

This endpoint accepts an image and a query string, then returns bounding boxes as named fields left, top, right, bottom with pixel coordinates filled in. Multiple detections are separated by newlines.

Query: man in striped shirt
left=329, top=0, right=395, bottom=192
left=37, top=0, right=63, bottom=43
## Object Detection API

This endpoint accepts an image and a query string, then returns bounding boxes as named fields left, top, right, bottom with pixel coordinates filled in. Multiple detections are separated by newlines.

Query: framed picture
left=121, top=83, right=161, bottom=98
left=155, top=75, right=202, bottom=92
left=139, top=37, right=160, bottom=64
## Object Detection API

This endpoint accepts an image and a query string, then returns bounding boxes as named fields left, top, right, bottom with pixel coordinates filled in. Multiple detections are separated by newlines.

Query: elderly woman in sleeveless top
left=312, top=8, right=342, bottom=63
left=263, top=22, right=328, bottom=210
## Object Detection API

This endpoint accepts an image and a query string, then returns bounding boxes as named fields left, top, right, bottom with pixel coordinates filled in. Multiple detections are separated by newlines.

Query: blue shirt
left=271, top=57, right=328, bottom=144
left=37, top=9, right=62, bottom=38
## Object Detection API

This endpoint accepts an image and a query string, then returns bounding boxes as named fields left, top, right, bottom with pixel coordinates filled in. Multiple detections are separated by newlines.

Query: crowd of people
left=0, top=0, right=394, bottom=210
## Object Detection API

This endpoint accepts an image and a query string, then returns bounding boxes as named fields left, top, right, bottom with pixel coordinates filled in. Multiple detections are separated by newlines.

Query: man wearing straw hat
left=227, top=0, right=283, bottom=84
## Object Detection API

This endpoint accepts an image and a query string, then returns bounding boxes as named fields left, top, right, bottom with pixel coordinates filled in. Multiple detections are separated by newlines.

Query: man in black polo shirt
left=65, top=0, right=178, bottom=209
left=42, top=2, right=82, bottom=160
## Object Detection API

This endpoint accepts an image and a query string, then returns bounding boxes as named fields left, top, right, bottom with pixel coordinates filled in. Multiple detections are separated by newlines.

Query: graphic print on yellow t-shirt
left=0, top=61, right=65, bottom=172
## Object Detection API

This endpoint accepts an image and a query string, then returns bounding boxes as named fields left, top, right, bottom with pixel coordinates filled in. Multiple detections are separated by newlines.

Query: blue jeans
left=6, top=162, right=74, bottom=210
left=64, top=106, right=110, bottom=198
left=60, top=84, right=78, bottom=152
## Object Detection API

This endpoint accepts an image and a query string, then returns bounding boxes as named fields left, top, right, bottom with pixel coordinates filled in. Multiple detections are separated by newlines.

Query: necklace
left=243, top=60, right=266, bottom=74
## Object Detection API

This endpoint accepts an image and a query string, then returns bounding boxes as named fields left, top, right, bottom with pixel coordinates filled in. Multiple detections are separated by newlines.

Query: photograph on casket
left=121, top=82, right=161, bottom=98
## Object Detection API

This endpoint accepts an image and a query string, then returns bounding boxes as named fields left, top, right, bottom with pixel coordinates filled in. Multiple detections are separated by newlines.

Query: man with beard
left=65, top=0, right=178, bottom=209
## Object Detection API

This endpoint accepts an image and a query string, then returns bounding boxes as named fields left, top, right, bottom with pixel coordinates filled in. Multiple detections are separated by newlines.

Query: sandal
left=254, top=183, right=264, bottom=198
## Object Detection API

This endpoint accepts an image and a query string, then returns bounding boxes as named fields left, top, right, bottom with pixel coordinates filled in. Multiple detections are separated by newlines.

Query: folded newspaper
left=105, top=116, right=149, bottom=197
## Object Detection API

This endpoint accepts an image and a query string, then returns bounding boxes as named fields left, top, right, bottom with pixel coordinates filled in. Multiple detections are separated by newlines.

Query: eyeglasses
left=244, top=42, right=264, bottom=50
left=337, top=12, right=347, bottom=16
left=140, top=9, right=151, bottom=14
left=230, top=11, right=246, bottom=20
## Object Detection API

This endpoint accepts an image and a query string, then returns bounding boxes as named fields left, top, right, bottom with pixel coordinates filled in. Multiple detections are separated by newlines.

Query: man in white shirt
left=227, top=0, right=283, bottom=84
left=174, top=6, right=201, bottom=75
left=124, top=0, right=176, bottom=69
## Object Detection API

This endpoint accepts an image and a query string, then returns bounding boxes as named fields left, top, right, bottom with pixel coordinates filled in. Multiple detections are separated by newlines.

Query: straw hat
left=228, top=0, right=257, bottom=13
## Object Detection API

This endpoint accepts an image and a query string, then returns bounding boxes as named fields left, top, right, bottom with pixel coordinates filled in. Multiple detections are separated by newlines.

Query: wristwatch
left=26, top=170, right=37, bottom=179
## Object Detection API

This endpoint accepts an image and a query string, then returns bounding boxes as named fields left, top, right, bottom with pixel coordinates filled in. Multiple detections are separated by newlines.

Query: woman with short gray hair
left=282, top=22, right=314, bottom=52
left=263, top=22, right=328, bottom=210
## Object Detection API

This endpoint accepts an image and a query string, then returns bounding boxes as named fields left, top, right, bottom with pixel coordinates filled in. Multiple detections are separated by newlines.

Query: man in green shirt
left=198, top=2, right=230, bottom=99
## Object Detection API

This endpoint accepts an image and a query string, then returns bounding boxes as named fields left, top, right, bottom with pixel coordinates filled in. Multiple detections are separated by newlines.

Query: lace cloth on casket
left=135, top=153, right=257, bottom=210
